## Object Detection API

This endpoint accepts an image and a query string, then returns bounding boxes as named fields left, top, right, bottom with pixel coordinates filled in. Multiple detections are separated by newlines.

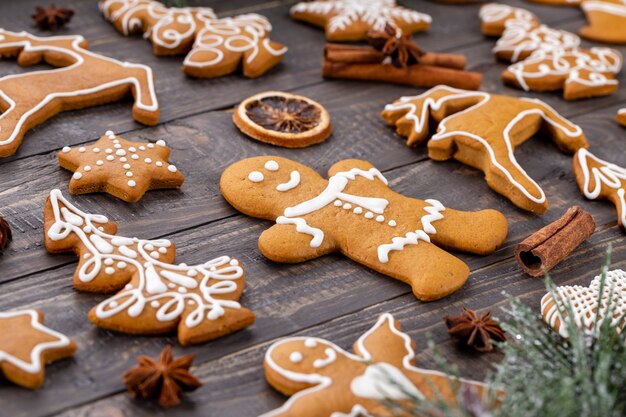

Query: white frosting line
left=276, top=171, right=301, bottom=191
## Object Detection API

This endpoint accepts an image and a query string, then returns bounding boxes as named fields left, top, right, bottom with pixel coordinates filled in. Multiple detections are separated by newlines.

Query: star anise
left=246, top=96, right=321, bottom=133
left=367, top=23, right=425, bottom=68
left=0, top=217, right=11, bottom=253
left=123, top=346, right=203, bottom=408
left=444, top=307, right=506, bottom=353
left=32, top=5, right=74, bottom=31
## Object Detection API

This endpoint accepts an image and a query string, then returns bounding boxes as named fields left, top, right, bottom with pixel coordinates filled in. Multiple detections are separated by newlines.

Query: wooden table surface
left=1, top=0, right=625, bottom=416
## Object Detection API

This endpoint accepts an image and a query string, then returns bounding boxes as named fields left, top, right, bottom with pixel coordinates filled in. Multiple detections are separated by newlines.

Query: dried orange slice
left=233, top=91, right=332, bottom=148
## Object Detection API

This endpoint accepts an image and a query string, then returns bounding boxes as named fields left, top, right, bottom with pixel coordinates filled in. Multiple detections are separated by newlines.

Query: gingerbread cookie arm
left=259, top=224, right=336, bottom=263
left=352, top=313, right=413, bottom=369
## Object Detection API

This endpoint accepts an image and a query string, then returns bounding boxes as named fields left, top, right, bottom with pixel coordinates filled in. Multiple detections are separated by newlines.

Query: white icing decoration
left=265, top=160, right=279, bottom=171
left=128, top=180, right=136, bottom=187
left=167, top=165, right=177, bottom=172
left=289, top=352, right=303, bottom=363
left=313, top=347, right=337, bottom=368
left=351, top=362, right=422, bottom=400
left=156, top=139, right=166, bottom=147
left=46, top=189, right=245, bottom=328
left=276, top=171, right=301, bottom=191
left=62, top=146, right=71, bottom=153
left=375, top=215, right=384, bottom=222
left=248, top=171, right=264, bottom=182
left=72, top=172, right=82, bottom=180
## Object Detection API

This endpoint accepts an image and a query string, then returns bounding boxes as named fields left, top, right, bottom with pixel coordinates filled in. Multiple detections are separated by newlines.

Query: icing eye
left=289, top=351, right=303, bottom=363
left=248, top=171, right=264, bottom=182
left=265, top=160, right=279, bottom=171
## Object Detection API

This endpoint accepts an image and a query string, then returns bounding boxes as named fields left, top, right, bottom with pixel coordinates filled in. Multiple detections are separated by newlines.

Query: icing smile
left=276, top=171, right=301, bottom=191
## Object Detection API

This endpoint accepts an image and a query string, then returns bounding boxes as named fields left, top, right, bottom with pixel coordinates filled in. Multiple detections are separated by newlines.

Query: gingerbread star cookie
left=58, top=131, right=184, bottom=203
left=479, top=4, right=622, bottom=100
left=261, top=313, right=490, bottom=416
left=290, top=0, right=431, bottom=41
left=44, top=190, right=255, bottom=346
left=221, top=156, right=507, bottom=301
left=580, top=0, right=626, bottom=43
left=541, top=269, right=626, bottom=337
left=381, top=85, right=588, bottom=214
left=0, top=309, right=76, bottom=389
left=573, top=149, right=626, bottom=229
left=0, top=29, right=158, bottom=158
left=617, top=109, right=626, bottom=126
left=99, top=0, right=287, bottom=78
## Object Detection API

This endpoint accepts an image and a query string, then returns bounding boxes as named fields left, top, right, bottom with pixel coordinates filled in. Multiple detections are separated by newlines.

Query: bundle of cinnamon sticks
left=323, top=43, right=483, bottom=90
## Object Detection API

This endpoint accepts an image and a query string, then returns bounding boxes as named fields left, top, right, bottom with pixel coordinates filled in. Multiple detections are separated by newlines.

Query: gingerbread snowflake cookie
left=99, top=0, right=287, bottom=78
left=573, top=149, right=626, bottom=229
left=0, top=310, right=75, bottom=389
left=221, top=156, right=507, bottom=301
left=44, top=190, right=255, bottom=345
left=0, top=29, right=158, bottom=158
left=479, top=4, right=622, bottom=100
left=58, top=131, right=184, bottom=203
left=581, top=0, right=626, bottom=43
left=381, top=85, right=588, bottom=214
left=541, top=269, right=626, bottom=337
left=261, top=313, right=490, bottom=416
left=290, top=0, right=431, bottom=41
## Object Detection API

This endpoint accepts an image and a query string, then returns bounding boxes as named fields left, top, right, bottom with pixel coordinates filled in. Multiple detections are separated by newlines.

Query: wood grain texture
left=0, top=0, right=625, bottom=416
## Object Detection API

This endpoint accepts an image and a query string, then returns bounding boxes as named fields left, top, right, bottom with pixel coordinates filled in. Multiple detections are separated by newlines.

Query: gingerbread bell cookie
left=221, top=156, right=507, bottom=301
left=618, top=109, right=626, bottom=126
left=290, top=0, right=431, bottom=41
left=0, top=309, right=75, bottom=389
left=261, top=313, right=490, bottom=416
left=99, top=0, right=287, bottom=78
left=479, top=4, right=622, bottom=100
left=541, top=269, right=626, bottom=337
left=0, top=29, right=158, bottom=158
left=58, top=131, right=184, bottom=203
left=382, top=85, right=588, bottom=214
left=44, top=190, right=255, bottom=346
left=581, top=0, right=626, bottom=43
left=233, top=92, right=332, bottom=148
left=573, top=149, right=626, bottom=229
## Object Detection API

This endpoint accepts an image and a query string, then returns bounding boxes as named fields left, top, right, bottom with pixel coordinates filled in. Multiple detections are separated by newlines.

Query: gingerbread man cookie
left=573, top=149, right=626, bottom=230
left=44, top=190, right=254, bottom=346
left=0, top=309, right=76, bottom=389
left=617, top=109, right=626, bottom=126
left=221, top=156, right=507, bottom=301
left=0, top=29, right=158, bottom=158
left=580, top=0, right=626, bottom=44
left=58, top=131, right=184, bottom=203
left=541, top=269, right=626, bottom=337
left=479, top=4, right=622, bottom=100
left=261, top=313, right=489, bottom=416
left=99, top=0, right=287, bottom=78
left=381, top=85, right=588, bottom=214
left=290, top=0, right=431, bottom=41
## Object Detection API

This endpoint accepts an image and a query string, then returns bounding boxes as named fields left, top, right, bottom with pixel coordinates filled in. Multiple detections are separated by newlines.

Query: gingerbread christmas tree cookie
left=0, top=309, right=76, bottom=389
left=573, top=149, right=626, bottom=229
left=44, top=190, right=255, bottom=346
left=221, top=156, right=507, bottom=301
left=261, top=313, right=490, bottom=416
left=0, top=29, right=158, bottom=158
left=58, top=131, right=184, bottom=203
left=290, top=0, right=431, bottom=41
left=479, top=4, right=622, bottom=100
left=580, top=0, right=626, bottom=43
left=382, top=85, right=588, bottom=214
left=99, top=0, right=287, bottom=78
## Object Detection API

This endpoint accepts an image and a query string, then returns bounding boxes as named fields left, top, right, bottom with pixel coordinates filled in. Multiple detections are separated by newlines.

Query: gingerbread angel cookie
left=99, top=0, right=287, bottom=78
left=0, top=29, right=158, bottom=158
left=617, top=109, right=626, bottom=126
left=381, top=85, right=588, bottom=214
left=58, top=131, right=184, bottom=203
left=580, top=0, right=626, bottom=43
left=479, top=4, right=622, bottom=100
left=290, top=0, right=431, bottom=41
left=573, top=149, right=626, bottom=229
left=221, top=156, right=507, bottom=301
left=44, top=190, right=254, bottom=346
left=541, top=269, right=626, bottom=337
left=0, top=309, right=76, bottom=389
left=261, top=313, right=490, bottom=416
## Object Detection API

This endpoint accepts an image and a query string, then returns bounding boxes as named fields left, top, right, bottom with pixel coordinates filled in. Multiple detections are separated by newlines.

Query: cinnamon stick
left=515, top=206, right=595, bottom=277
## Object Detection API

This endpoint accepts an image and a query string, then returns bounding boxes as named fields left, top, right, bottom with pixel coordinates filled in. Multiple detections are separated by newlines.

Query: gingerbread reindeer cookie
left=382, top=86, right=588, bottom=214
left=0, top=29, right=158, bottom=157
left=44, top=190, right=254, bottom=345
left=479, top=4, right=622, bottom=100
left=261, top=313, right=490, bottom=416
left=221, top=156, right=507, bottom=301
left=290, top=0, right=431, bottom=41
left=99, top=0, right=287, bottom=78
left=573, top=149, right=626, bottom=229
left=580, top=0, right=626, bottom=44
